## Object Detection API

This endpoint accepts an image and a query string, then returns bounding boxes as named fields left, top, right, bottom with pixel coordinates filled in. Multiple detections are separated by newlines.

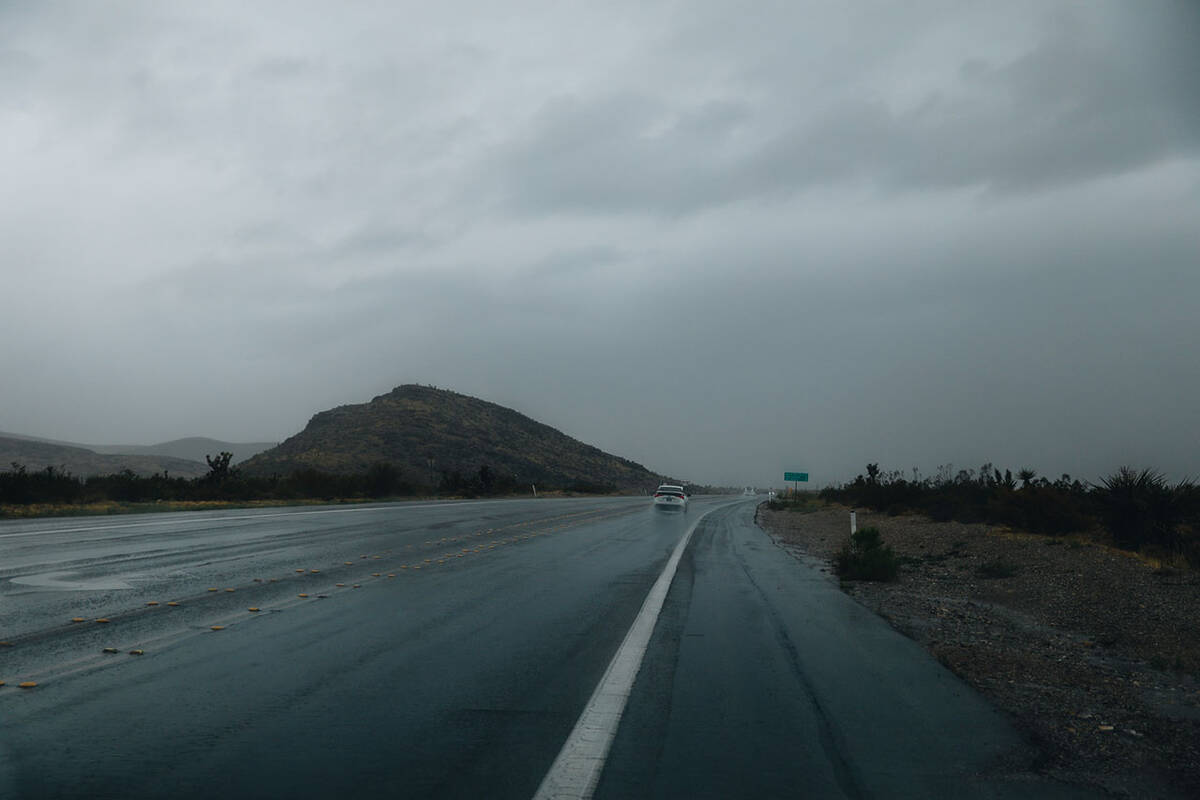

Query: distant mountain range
left=240, top=384, right=662, bottom=491
left=0, top=433, right=276, bottom=478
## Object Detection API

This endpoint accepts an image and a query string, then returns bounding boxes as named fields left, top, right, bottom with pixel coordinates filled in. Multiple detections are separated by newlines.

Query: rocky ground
left=757, top=503, right=1200, bottom=799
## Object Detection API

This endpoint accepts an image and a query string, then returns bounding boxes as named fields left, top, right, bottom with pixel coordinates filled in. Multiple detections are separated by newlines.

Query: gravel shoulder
left=757, top=503, right=1200, bottom=799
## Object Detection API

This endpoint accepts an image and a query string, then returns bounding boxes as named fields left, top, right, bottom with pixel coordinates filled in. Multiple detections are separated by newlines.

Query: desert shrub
left=1096, top=467, right=1191, bottom=551
left=834, top=527, right=899, bottom=582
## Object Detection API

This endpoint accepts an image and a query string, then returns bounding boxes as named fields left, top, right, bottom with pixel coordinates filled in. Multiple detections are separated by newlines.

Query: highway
left=0, top=497, right=1092, bottom=799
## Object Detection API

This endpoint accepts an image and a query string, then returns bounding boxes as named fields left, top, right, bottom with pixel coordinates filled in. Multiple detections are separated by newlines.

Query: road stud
left=102, top=647, right=119, bottom=654
left=310, top=569, right=320, bottom=573
left=298, top=593, right=309, bottom=598
left=129, top=649, right=144, bottom=656
left=95, top=618, right=110, bottom=624
left=372, top=572, right=381, bottom=577
left=207, top=587, right=218, bottom=592
left=146, top=601, right=159, bottom=606
left=225, top=588, right=236, bottom=593
left=18, top=682, right=36, bottom=689
left=296, top=569, right=305, bottom=573
left=167, top=601, right=180, bottom=607
left=210, top=625, right=225, bottom=631
left=71, top=617, right=86, bottom=623
left=248, top=607, right=260, bottom=612
left=352, top=584, right=361, bottom=588
left=336, top=583, right=345, bottom=587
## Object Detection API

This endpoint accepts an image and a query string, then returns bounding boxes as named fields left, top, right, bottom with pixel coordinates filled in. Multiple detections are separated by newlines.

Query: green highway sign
left=784, top=472, right=809, bottom=482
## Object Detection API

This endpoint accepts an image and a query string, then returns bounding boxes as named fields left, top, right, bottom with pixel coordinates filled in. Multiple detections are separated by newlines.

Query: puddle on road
left=11, top=572, right=134, bottom=591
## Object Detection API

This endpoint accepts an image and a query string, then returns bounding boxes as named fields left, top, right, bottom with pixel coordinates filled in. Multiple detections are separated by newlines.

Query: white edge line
left=532, top=508, right=713, bottom=800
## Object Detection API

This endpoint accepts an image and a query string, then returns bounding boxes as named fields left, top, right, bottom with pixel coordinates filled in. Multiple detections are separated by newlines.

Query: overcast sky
left=2, top=1, right=1198, bottom=487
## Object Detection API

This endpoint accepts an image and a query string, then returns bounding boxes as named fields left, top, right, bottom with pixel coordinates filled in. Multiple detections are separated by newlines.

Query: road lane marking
left=533, top=509, right=713, bottom=800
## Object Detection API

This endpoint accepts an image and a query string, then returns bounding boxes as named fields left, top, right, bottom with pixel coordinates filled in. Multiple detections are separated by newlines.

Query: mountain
left=87, top=437, right=276, bottom=464
left=0, top=436, right=210, bottom=478
left=0, top=433, right=274, bottom=465
left=240, top=385, right=662, bottom=491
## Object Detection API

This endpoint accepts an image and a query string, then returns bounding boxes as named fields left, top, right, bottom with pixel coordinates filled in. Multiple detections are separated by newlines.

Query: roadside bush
left=1095, top=467, right=1190, bottom=551
left=766, top=495, right=822, bottom=513
left=834, top=527, right=899, bottom=582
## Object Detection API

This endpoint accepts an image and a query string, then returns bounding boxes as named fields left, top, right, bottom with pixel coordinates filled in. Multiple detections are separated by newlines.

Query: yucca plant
left=1095, top=467, right=1189, bottom=551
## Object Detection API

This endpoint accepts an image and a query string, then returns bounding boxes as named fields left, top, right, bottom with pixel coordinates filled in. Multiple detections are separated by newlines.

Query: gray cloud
left=1, top=1, right=1197, bottom=487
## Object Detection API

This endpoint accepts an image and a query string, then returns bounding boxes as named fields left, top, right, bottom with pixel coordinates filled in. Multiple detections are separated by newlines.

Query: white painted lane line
left=533, top=508, right=712, bottom=800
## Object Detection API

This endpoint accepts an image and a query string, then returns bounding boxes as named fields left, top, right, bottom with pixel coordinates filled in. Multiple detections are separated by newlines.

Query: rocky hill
left=240, top=385, right=661, bottom=491
left=0, top=436, right=210, bottom=478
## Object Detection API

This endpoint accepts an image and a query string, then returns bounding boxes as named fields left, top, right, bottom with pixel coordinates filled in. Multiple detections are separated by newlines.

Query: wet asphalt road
left=0, top=497, right=1091, bottom=799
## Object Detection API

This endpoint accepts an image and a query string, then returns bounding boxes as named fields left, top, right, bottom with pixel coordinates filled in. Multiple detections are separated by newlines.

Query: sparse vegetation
left=766, top=494, right=824, bottom=513
left=0, top=458, right=540, bottom=516
left=834, top=527, right=900, bottom=582
left=821, top=463, right=1200, bottom=569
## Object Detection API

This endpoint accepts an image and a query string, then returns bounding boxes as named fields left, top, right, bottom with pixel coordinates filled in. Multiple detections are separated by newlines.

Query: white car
left=653, top=484, right=688, bottom=511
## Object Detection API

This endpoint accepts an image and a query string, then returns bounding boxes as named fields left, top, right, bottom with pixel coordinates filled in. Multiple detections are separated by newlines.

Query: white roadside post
left=850, top=509, right=857, bottom=535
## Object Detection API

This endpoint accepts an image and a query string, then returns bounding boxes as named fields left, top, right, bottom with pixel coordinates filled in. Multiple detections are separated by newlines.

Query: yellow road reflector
left=146, top=601, right=159, bottom=606
left=372, top=572, right=381, bottom=577
left=167, top=601, right=179, bottom=607
left=207, top=587, right=218, bottom=592
left=400, top=565, right=408, bottom=569
left=95, top=618, right=110, bottom=624
left=0, top=681, right=4, bottom=686
left=387, top=574, right=396, bottom=578
left=352, top=584, right=361, bottom=588
left=225, top=588, right=235, bottom=593
left=18, top=682, right=36, bottom=689
left=298, top=593, right=309, bottom=598
left=295, top=569, right=305, bottom=573
left=71, top=617, right=86, bottom=623
left=336, top=583, right=345, bottom=587
left=310, top=569, right=320, bottom=573
left=413, top=566, right=422, bottom=570
left=129, top=649, right=144, bottom=656
left=344, top=561, right=354, bottom=565
left=103, top=647, right=119, bottom=654
left=424, top=559, right=432, bottom=563
left=248, top=607, right=261, bottom=612
left=210, top=625, right=225, bottom=631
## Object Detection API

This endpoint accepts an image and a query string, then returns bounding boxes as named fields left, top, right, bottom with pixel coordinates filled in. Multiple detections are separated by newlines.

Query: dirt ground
left=756, top=503, right=1200, bottom=799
